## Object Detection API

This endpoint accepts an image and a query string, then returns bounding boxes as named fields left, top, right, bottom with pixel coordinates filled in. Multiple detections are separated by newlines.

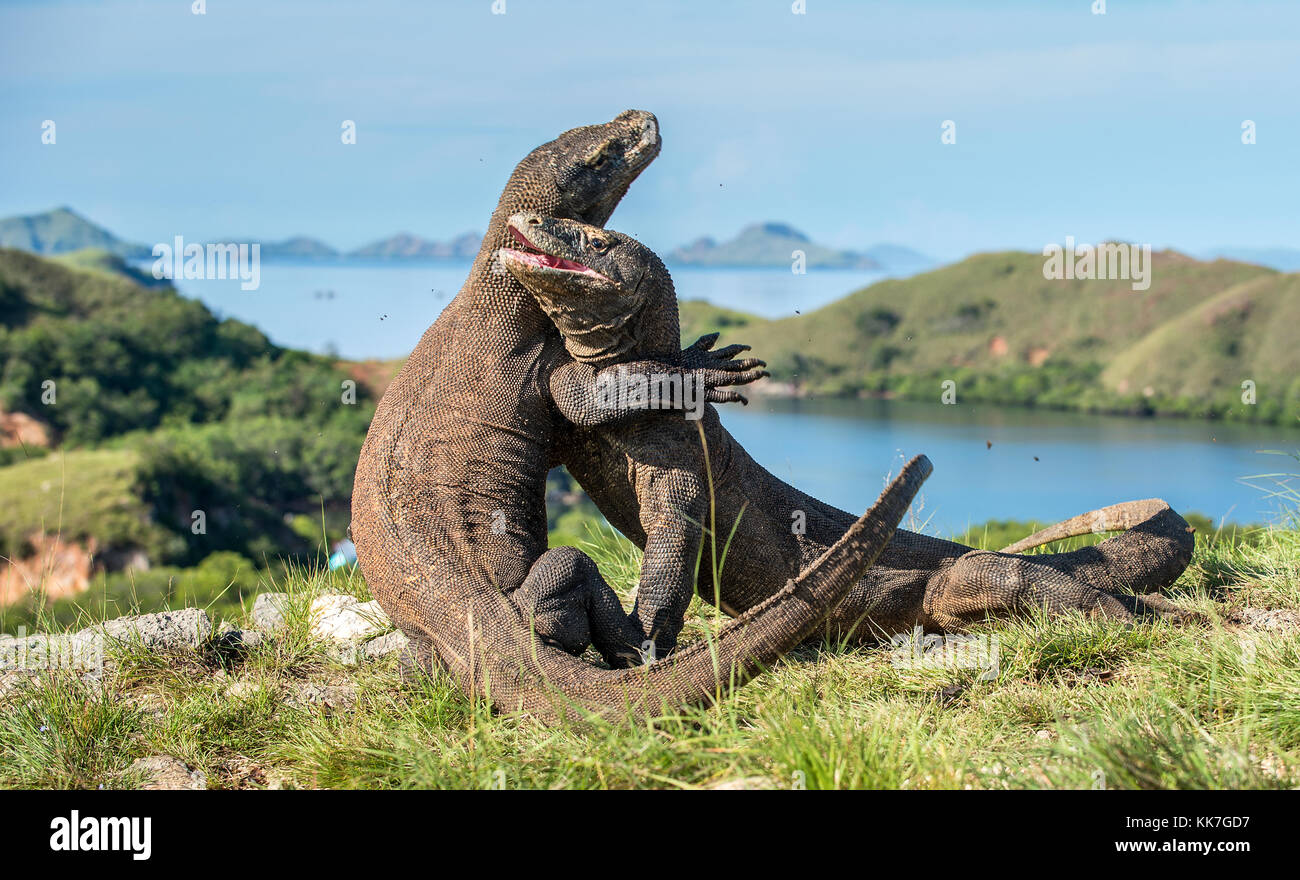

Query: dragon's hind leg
left=511, top=545, right=646, bottom=669
left=923, top=503, right=1196, bottom=630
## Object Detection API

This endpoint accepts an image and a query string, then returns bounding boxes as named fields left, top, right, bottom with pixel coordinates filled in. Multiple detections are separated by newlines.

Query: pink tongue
left=501, top=248, right=563, bottom=268
left=507, top=226, right=571, bottom=268
left=500, top=243, right=594, bottom=274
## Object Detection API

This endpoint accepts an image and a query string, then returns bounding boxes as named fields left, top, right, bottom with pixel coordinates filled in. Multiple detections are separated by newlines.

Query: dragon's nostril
left=527, top=217, right=541, bottom=226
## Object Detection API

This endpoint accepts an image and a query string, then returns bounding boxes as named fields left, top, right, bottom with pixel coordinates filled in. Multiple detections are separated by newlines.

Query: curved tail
left=998, top=497, right=1195, bottom=595
left=1000, top=499, right=1190, bottom=554
left=455, top=455, right=933, bottom=722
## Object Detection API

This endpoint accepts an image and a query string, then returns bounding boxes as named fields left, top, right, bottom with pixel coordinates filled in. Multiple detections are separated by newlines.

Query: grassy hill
left=0, top=248, right=374, bottom=615
left=1101, top=273, right=1300, bottom=424
left=0, top=247, right=373, bottom=445
left=50, top=247, right=171, bottom=288
left=681, top=250, right=1298, bottom=425
left=0, top=449, right=173, bottom=564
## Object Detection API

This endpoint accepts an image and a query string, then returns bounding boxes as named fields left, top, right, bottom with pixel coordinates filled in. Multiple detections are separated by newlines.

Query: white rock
left=2, top=610, right=210, bottom=675
left=362, top=630, right=409, bottom=660
left=285, top=682, right=357, bottom=710
left=98, top=608, right=212, bottom=650
left=252, top=592, right=290, bottom=631
left=309, top=595, right=390, bottom=642
left=216, top=622, right=266, bottom=650
left=0, top=630, right=102, bottom=673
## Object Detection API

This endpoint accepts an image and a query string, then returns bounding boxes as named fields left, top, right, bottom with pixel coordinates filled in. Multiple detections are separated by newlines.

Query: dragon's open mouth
left=500, top=223, right=607, bottom=280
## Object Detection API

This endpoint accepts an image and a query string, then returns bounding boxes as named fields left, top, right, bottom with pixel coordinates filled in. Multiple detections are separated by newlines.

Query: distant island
left=0, top=208, right=935, bottom=272
left=0, top=207, right=484, bottom=264
left=0, top=206, right=153, bottom=259
left=6, top=206, right=1300, bottom=281
left=668, top=221, right=933, bottom=271
left=349, top=231, right=482, bottom=260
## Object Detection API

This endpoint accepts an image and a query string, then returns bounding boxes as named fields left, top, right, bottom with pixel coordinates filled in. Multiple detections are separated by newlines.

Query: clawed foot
left=925, top=550, right=1203, bottom=630
left=1108, top=592, right=1206, bottom=625
left=397, top=634, right=437, bottom=684
left=682, top=333, right=769, bottom=405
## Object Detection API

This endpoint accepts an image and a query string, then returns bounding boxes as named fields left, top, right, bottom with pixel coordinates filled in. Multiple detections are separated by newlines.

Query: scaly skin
left=503, top=215, right=1197, bottom=656
left=350, top=113, right=926, bottom=721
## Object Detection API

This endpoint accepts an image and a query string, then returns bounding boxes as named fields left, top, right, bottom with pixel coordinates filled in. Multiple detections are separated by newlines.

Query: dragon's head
left=499, top=212, right=676, bottom=364
left=499, top=110, right=661, bottom=229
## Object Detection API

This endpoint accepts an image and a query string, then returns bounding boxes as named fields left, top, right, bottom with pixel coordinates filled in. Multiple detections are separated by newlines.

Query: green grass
left=2, top=515, right=1297, bottom=789
left=50, top=247, right=169, bottom=288
left=0, top=448, right=173, bottom=562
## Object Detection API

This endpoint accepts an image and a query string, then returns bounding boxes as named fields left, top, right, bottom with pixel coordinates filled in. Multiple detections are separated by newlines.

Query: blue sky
left=1, top=0, right=1296, bottom=260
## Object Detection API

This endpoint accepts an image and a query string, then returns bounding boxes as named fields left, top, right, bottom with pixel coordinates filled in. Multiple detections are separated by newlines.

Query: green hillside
left=0, top=247, right=371, bottom=445
left=0, top=449, right=173, bottom=563
left=681, top=250, right=1297, bottom=425
left=50, top=247, right=170, bottom=288
left=1101, top=273, right=1300, bottom=424
left=0, top=248, right=374, bottom=599
left=678, top=299, right=767, bottom=342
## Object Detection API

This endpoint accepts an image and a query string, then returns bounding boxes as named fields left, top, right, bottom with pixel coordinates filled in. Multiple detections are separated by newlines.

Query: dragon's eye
left=590, top=238, right=607, bottom=251
left=591, top=156, right=606, bottom=168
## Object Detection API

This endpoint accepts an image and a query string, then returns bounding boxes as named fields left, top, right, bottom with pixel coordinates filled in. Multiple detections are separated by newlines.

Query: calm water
left=720, top=397, right=1298, bottom=533
left=152, top=259, right=895, bottom=360
left=156, top=261, right=1297, bottom=531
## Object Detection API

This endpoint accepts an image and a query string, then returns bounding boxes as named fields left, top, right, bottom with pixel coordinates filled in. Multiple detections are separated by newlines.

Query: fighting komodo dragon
left=500, top=214, right=1197, bottom=657
left=350, top=110, right=931, bottom=721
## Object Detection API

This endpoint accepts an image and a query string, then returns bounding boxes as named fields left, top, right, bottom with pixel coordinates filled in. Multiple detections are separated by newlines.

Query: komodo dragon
left=350, top=111, right=930, bottom=721
left=500, top=214, right=1197, bottom=657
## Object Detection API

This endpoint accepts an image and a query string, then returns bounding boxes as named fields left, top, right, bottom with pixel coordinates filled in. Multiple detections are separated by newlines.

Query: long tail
left=465, top=455, right=933, bottom=722
left=1000, top=499, right=1190, bottom=554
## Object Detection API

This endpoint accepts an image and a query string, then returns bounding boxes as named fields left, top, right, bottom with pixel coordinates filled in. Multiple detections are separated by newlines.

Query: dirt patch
left=124, top=755, right=207, bottom=790
left=0, top=533, right=95, bottom=606
left=0, top=409, right=53, bottom=449
left=708, top=776, right=773, bottom=790
left=212, top=754, right=273, bottom=789
left=340, top=358, right=404, bottom=400
left=1227, top=607, right=1300, bottom=633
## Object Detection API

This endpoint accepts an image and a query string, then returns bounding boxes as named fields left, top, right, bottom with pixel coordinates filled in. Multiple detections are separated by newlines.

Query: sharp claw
left=691, top=332, right=720, bottom=351
left=712, top=358, right=767, bottom=372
